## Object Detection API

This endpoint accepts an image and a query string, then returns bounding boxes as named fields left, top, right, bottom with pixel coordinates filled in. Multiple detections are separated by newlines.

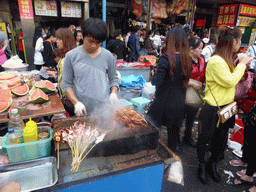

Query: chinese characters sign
left=61, top=2, right=82, bottom=18
left=18, top=0, right=34, bottom=20
left=34, top=0, right=57, bottom=17
left=237, top=16, right=256, bottom=27
left=216, top=4, right=239, bottom=27
left=239, top=4, right=256, bottom=17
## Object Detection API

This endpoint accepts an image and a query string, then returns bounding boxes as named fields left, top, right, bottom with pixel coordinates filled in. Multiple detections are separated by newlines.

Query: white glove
left=109, top=93, right=118, bottom=104
left=74, top=102, right=87, bottom=116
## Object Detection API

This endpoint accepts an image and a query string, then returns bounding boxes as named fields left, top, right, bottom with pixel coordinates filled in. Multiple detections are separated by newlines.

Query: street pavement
left=160, top=121, right=254, bottom=192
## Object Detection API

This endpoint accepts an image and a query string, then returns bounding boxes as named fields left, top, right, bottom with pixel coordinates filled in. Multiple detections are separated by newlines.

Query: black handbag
left=58, top=86, right=74, bottom=116
left=243, top=102, right=256, bottom=127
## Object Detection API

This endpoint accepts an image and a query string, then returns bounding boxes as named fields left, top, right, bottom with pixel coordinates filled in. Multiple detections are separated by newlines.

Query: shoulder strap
left=208, top=85, right=221, bottom=110
left=208, top=85, right=222, bottom=127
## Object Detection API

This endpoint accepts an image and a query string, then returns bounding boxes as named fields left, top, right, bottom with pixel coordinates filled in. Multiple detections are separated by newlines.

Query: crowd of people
left=1, top=18, right=256, bottom=191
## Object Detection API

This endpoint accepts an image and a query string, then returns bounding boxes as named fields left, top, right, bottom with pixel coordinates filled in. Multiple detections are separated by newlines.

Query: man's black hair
left=81, top=18, right=108, bottom=42
left=114, top=29, right=122, bottom=38
left=133, top=25, right=141, bottom=33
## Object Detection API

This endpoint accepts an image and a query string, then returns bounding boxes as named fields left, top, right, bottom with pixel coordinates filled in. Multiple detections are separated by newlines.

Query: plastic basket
left=1, top=126, right=53, bottom=163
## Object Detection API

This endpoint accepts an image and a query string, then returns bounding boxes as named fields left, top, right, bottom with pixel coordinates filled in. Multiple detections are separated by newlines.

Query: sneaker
left=229, top=159, right=247, bottom=167
left=236, top=169, right=256, bottom=177
left=232, top=149, right=243, bottom=158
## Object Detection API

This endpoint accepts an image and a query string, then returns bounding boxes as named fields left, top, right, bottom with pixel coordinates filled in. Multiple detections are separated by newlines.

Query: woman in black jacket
left=147, top=27, right=191, bottom=152
left=42, top=30, right=57, bottom=68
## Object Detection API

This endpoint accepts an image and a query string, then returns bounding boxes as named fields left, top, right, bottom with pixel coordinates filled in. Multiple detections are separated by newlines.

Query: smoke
left=90, top=102, right=124, bottom=131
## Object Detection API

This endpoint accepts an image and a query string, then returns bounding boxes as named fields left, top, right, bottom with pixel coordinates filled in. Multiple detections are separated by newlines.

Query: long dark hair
left=214, top=25, right=242, bottom=72
left=55, top=28, right=76, bottom=58
left=166, top=27, right=191, bottom=87
left=33, top=26, right=43, bottom=48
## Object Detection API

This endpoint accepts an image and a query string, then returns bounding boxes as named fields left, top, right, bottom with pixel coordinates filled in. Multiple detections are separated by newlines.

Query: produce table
left=0, top=92, right=65, bottom=123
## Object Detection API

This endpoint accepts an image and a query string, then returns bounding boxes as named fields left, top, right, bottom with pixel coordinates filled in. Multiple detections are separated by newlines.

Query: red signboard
left=239, top=4, right=256, bottom=17
left=216, top=4, right=239, bottom=27
left=196, top=19, right=206, bottom=27
left=18, top=0, right=34, bottom=20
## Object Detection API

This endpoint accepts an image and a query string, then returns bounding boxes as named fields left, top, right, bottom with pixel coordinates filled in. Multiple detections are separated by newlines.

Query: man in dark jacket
left=127, top=25, right=141, bottom=62
left=107, top=29, right=126, bottom=60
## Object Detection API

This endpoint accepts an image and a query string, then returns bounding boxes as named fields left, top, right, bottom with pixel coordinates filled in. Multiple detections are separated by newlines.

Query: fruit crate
left=1, top=126, right=53, bottom=163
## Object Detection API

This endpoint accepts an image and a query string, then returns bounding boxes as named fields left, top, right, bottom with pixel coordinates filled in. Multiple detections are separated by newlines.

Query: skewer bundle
left=54, top=120, right=106, bottom=172
left=113, top=107, right=148, bottom=129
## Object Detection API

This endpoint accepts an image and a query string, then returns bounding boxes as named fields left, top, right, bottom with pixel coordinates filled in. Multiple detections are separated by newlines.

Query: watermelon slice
left=0, top=101, right=12, bottom=113
left=11, top=84, right=29, bottom=96
left=29, top=88, right=49, bottom=103
left=0, top=89, right=12, bottom=103
left=35, top=80, right=56, bottom=93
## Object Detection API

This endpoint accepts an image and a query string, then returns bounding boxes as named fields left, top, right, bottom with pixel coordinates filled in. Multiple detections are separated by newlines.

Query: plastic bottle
left=7, top=128, right=20, bottom=145
left=8, top=109, right=25, bottom=143
left=23, top=118, right=38, bottom=143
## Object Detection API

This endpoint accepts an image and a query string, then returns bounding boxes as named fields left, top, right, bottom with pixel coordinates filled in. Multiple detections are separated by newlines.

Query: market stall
left=116, top=56, right=156, bottom=81
left=0, top=112, right=183, bottom=192
left=0, top=70, right=65, bottom=124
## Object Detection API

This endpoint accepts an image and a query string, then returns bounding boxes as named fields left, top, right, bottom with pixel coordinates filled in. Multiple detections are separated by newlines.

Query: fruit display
left=139, top=55, right=157, bottom=65
left=35, top=80, right=56, bottom=93
left=29, top=88, right=49, bottom=103
left=0, top=89, right=12, bottom=112
left=11, top=84, right=29, bottom=96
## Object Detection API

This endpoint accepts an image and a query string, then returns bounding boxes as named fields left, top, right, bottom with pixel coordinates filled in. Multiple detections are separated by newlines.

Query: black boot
left=198, top=163, right=208, bottom=184
left=206, top=160, right=221, bottom=183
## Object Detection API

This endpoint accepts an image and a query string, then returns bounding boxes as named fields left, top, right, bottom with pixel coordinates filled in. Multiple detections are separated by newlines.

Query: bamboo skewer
left=57, top=141, right=60, bottom=169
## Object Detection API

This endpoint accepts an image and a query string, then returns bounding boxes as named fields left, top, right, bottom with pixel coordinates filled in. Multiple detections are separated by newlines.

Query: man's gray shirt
left=62, top=46, right=119, bottom=114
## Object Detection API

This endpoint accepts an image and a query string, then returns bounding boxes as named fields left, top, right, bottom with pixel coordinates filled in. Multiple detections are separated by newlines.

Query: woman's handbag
left=185, top=79, right=204, bottom=108
left=243, top=102, right=256, bottom=127
left=58, top=86, right=74, bottom=116
left=208, top=86, right=238, bottom=127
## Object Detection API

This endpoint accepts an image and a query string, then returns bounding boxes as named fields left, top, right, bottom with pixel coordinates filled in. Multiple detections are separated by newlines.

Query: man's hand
left=74, top=102, right=87, bottom=116
left=109, top=93, right=118, bottom=104
left=0, top=182, right=21, bottom=192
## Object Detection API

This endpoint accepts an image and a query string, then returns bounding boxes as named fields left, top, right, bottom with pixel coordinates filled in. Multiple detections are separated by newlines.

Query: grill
left=53, top=115, right=159, bottom=157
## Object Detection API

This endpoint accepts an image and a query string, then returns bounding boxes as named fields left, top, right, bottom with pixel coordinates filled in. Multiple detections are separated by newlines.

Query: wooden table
left=0, top=92, right=65, bottom=123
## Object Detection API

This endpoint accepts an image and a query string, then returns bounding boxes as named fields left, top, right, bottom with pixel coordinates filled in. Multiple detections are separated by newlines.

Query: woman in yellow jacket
left=197, top=25, right=251, bottom=184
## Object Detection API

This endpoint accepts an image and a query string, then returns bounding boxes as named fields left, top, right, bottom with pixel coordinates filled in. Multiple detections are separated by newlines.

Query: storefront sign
left=61, top=2, right=82, bottom=18
left=196, top=19, right=206, bottom=27
left=216, top=4, right=239, bottom=26
left=249, top=29, right=256, bottom=46
left=237, top=16, right=256, bottom=27
left=0, top=23, right=7, bottom=36
left=239, top=4, right=256, bottom=17
left=18, top=0, right=34, bottom=20
left=34, top=0, right=57, bottom=17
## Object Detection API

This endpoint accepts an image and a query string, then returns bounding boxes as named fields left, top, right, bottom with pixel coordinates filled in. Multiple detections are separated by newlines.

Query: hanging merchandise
left=159, top=0, right=168, bottom=19
left=132, top=0, right=143, bottom=18
left=142, top=0, right=154, bottom=16
left=152, top=0, right=161, bottom=18
left=170, top=0, right=188, bottom=15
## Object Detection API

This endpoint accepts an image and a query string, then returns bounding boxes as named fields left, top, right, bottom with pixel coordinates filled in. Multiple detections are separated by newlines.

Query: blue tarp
left=120, top=75, right=146, bottom=88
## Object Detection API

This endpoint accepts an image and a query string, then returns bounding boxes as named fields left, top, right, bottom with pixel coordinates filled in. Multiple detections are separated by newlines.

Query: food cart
left=0, top=63, right=183, bottom=191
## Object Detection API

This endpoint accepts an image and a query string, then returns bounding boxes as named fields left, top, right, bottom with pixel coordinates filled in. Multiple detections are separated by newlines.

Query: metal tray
left=0, top=156, right=58, bottom=192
